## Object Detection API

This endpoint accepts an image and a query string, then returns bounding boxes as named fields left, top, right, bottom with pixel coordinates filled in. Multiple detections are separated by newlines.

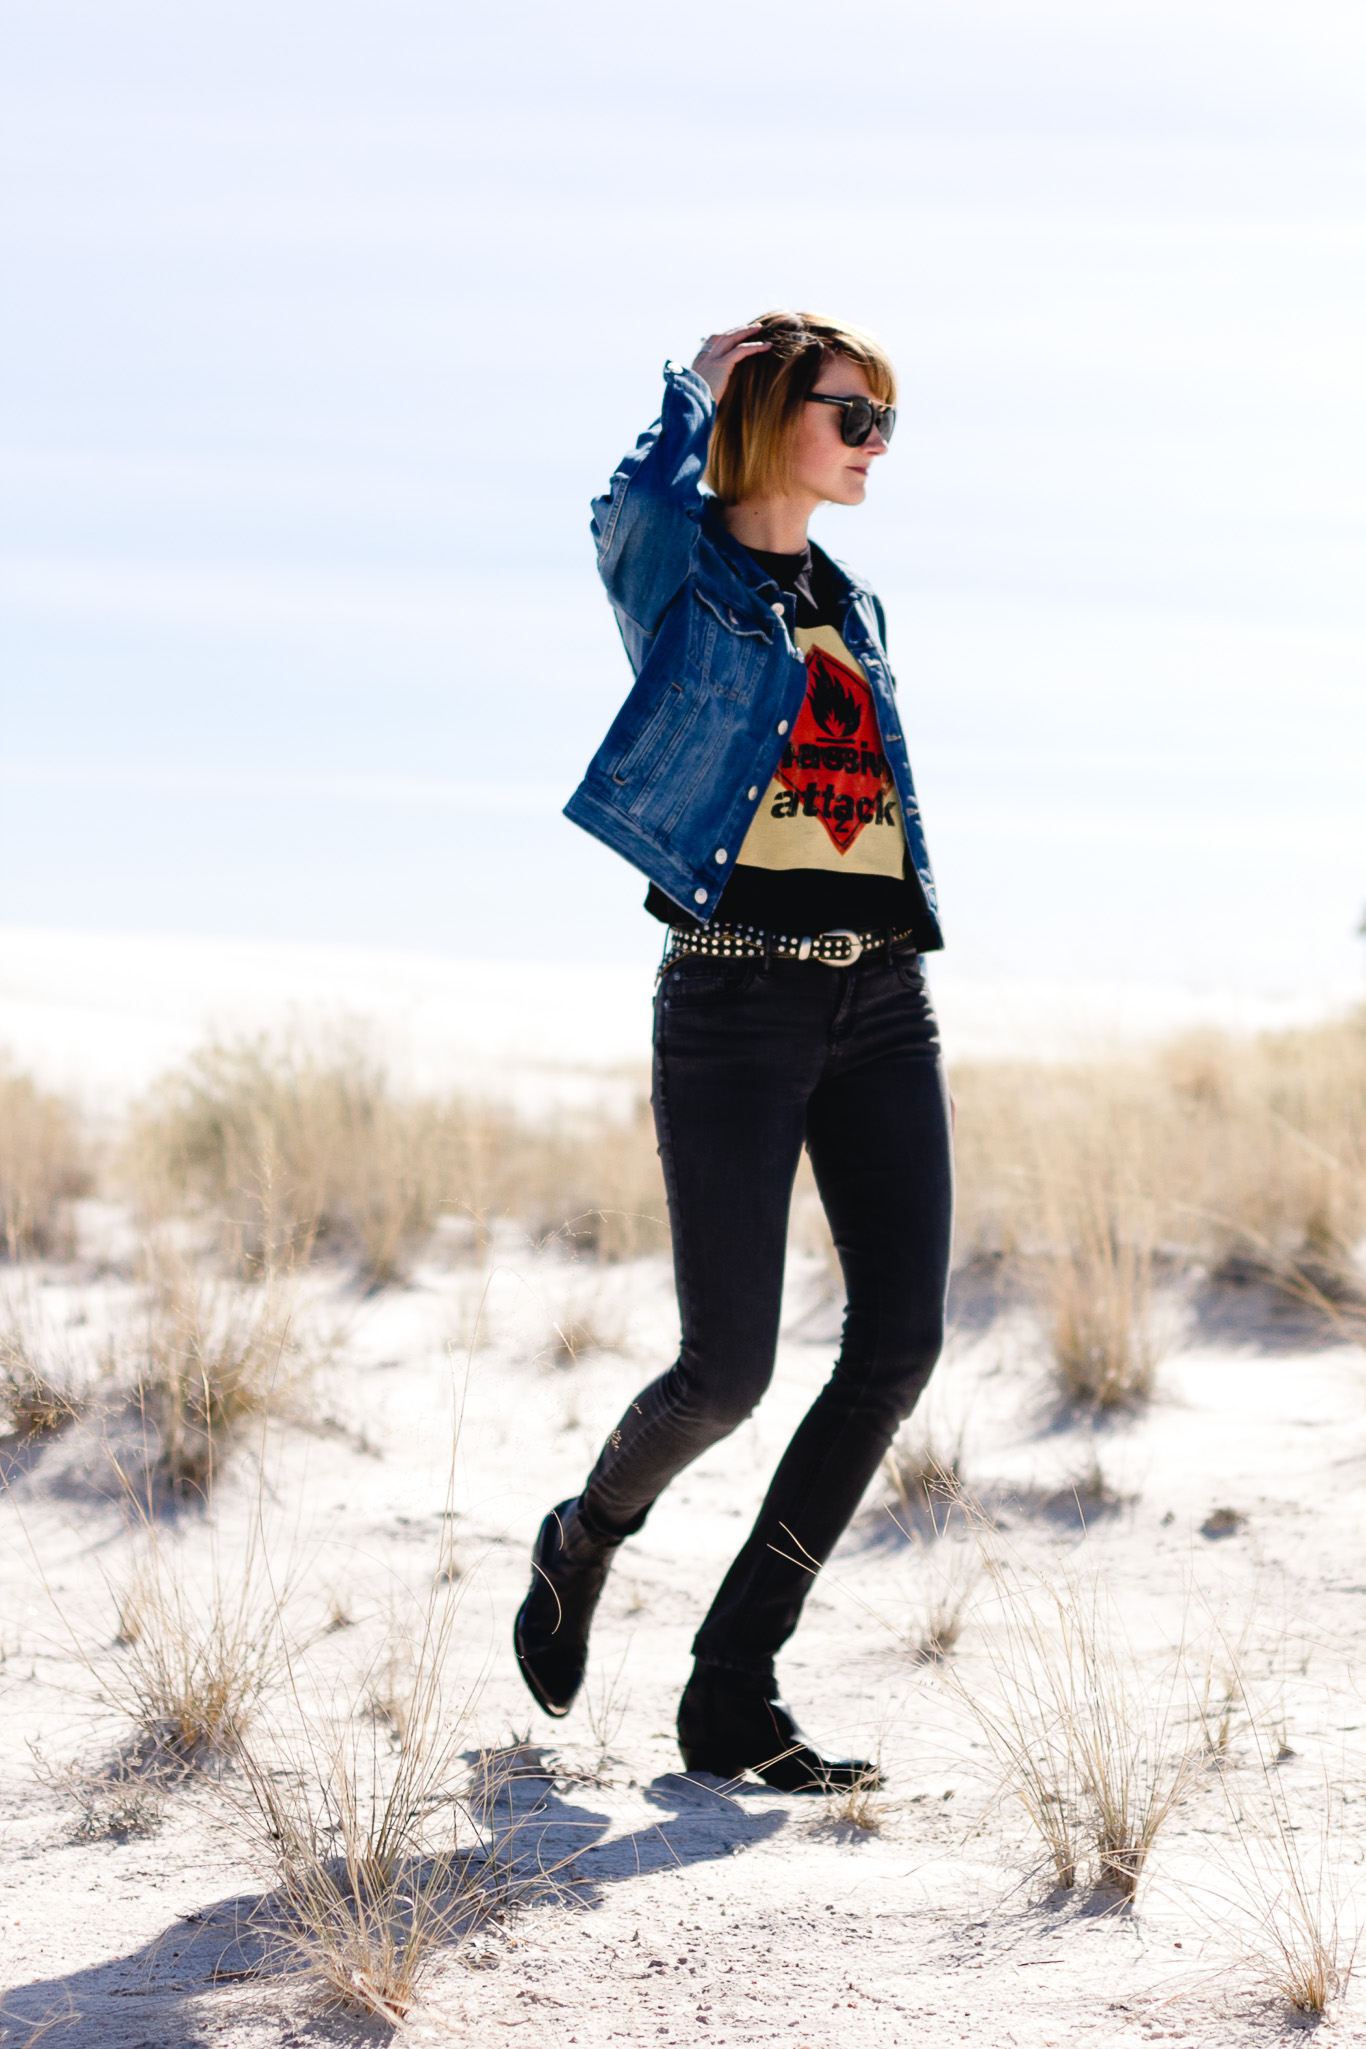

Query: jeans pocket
left=893, top=951, right=925, bottom=993
left=660, top=958, right=757, bottom=1008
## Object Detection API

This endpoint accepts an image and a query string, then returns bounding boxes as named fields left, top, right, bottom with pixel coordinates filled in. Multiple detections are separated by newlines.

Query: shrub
left=125, top=1253, right=301, bottom=1496
left=0, top=1062, right=91, bottom=1260
left=129, top=1027, right=668, bottom=1282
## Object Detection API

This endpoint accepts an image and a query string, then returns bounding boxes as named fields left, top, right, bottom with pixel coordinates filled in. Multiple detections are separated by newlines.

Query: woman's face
left=787, top=358, right=891, bottom=508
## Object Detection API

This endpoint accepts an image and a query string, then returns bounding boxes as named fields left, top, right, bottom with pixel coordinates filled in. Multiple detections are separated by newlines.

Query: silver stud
left=748, top=786, right=759, bottom=800
left=777, top=720, right=789, bottom=735
left=715, top=849, right=727, bottom=864
left=771, top=600, right=784, bottom=616
left=694, top=888, right=707, bottom=904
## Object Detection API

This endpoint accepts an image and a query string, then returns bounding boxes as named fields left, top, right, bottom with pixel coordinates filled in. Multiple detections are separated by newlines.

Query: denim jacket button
left=776, top=720, right=789, bottom=735
left=715, top=849, right=727, bottom=864
left=747, top=786, right=759, bottom=800
left=770, top=601, right=784, bottom=616
left=693, top=888, right=708, bottom=904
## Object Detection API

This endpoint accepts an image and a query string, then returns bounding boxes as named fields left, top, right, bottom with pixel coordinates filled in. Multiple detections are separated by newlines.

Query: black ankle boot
left=514, top=1497, right=623, bottom=1718
left=677, top=1665, right=883, bottom=1794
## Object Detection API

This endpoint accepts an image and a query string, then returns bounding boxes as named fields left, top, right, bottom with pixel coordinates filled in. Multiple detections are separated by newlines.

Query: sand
left=1, top=1225, right=1364, bottom=2047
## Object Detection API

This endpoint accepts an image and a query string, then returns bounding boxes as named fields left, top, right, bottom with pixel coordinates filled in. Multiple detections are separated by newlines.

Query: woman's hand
left=691, top=324, right=771, bottom=401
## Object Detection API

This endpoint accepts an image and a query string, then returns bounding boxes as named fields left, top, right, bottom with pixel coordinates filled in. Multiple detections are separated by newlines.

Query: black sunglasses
left=807, top=393, right=897, bottom=446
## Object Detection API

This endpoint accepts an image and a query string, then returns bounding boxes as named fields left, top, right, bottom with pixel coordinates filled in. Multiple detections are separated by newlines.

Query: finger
left=711, top=338, right=772, bottom=366
left=705, top=323, right=765, bottom=350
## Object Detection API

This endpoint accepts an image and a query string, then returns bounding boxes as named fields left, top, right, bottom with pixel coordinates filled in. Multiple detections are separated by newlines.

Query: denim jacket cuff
left=662, top=359, right=715, bottom=416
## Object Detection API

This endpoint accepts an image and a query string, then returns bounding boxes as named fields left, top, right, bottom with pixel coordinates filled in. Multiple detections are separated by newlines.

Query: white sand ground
left=1, top=1223, right=1364, bottom=2048
left=2, top=931, right=1364, bottom=2043
left=1, top=925, right=1357, bottom=1109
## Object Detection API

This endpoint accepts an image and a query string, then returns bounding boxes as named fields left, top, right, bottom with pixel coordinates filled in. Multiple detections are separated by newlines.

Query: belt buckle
left=815, top=929, right=863, bottom=966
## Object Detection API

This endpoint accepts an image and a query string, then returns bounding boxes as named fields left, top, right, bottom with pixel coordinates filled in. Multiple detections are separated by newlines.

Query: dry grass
left=31, top=1747, right=167, bottom=1839
left=0, top=1303, right=87, bottom=1438
left=824, top=1766, right=885, bottom=1833
left=8, top=1013, right=1358, bottom=1330
left=0, top=1062, right=91, bottom=1261
left=0, top=1274, right=109, bottom=1441
left=127, top=1028, right=464, bottom=1281
left=951, top=1011, right=1366, bottom=1393
left=1038, top=1184, right=1157, bottom=1410
left=234, top=1581, right=493, bottom=2024
left=127, top=1026, right=668, bottom=1282
left=544, top=1269, right=630, bottom=1366
left=98, top=1524, right=290, bottom=1768
left=883, top=1423, right=965, bottom=1521
left=1040, top=1450, right=1130, bottom=1522
left=582, top=1653, right=631, bottom=1781
left=1245, top=1804, right=1358, bottom=2016
left=120, top=1252, right=301, bottom=1496
left=1200, top=1765, right=1362, bottom=2018
left=904, top=1541, right=981, bottom=1664
left=947, top=1543, right=1204, bottom=1898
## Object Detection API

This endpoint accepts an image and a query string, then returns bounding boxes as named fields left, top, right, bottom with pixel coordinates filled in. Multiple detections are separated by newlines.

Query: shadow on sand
left=0, top=1767, right=787, bottom=2046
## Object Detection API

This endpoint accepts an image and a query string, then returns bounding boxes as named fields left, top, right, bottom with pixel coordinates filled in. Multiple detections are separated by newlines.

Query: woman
left=515, top=312, right=953, bottom=1791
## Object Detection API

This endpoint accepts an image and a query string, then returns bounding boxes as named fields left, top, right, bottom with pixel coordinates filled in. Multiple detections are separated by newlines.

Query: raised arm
left=591, top=326, right=772, bottom=637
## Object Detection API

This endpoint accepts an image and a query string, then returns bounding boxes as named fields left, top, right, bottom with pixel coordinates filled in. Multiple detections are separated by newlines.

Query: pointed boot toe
left=514, top=1497, right=622, bottom=1718
left=677, top=1667, right=881, bottom=1795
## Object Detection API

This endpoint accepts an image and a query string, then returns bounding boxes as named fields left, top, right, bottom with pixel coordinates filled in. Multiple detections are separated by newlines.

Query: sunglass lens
left=841, top=399, right=874, bottom=447
left=878, top=405, right=896, bottom=444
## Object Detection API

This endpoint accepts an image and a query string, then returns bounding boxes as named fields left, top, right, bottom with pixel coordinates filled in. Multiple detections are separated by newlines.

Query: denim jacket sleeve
left=590, top=362, right=715, bottom=640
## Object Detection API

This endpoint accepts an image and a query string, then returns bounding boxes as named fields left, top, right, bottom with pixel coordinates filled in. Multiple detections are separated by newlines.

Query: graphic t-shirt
left=734, top=622, right=906, bottom=878
left=644, top=543, right=932, bottom=937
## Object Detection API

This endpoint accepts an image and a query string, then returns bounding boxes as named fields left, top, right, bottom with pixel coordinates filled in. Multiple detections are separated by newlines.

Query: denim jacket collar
left=700, top=500, right=875, bottom=619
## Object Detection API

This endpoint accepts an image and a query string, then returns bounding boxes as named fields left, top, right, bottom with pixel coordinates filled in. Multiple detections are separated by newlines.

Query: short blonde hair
left=703, top=310, right=897, bottom=506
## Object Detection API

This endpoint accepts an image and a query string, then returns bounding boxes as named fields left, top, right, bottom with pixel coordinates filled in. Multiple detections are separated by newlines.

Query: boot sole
left=678, top=1740, right=882, bottom=1794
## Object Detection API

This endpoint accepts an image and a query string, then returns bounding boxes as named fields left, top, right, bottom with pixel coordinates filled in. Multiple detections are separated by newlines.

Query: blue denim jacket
left=563, top=362, right=942, bottom=944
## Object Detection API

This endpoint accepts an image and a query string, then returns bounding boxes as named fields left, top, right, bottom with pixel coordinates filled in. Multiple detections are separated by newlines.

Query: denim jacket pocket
left=692, top=588, right=772, bottom=704
left=609, top=681, right=704, bottom=818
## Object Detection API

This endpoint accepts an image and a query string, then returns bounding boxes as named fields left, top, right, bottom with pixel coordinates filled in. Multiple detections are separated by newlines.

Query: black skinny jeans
left=579, top=942, right=954, bottom=1683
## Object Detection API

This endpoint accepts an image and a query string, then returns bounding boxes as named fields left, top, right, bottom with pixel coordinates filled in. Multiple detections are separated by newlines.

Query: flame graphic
left=809, top=653, right=862, bottom=739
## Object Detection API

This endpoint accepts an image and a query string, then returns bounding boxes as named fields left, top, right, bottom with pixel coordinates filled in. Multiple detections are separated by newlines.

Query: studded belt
left=661, top=922, right=920, bottom=970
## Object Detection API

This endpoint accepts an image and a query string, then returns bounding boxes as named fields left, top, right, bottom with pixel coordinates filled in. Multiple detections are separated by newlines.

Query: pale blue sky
left=3, top=0, right=1365, bottom=994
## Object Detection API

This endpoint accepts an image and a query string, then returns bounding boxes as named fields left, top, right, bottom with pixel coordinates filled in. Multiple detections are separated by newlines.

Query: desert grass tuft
left=904, top=1540, right=980, bottom=1665
left=950, top=1014, right=1366, bottom=1352
left=581, top=1653, right=630, bottom=1782
left=127, top=1027, right=456, bottom=1281
left=31, top=1746, right=167, bottom=1839
left=0, top=1061, right=92, bottom=1261
left=129, top=1025, right=668, bottom=1281
left=0, top=1279, right=99, bottom=1439
left=234, top=1581, right=495, bottom=2024
left=1194, top=1646, right=1246, bottom=1761
left=1207, top=1770, right=1361, bottom=2017
left=0, top=1332, right=83, bottom=1437
left=1034, top=1138, right=1157, bottom=1411
left=545, top=1268, right=629, bottom=1367
left=824, top=1765, right=885, bottom=1834
left=945, top=1536, right=1203, bottom=1897
left=122, top=1251, right=300, bottom=1496
left=548, top=1315, right=612, bottom=1367
left=1035, top=1450, right=1129, bottom=1523
left=883, top=1423, right=965, bottom=1524
left=102, top=1526, right=290, bottom=1767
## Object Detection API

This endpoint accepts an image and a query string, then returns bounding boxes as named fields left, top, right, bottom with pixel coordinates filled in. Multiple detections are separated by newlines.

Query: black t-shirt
left=644, top=542, right=933, bottom=939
